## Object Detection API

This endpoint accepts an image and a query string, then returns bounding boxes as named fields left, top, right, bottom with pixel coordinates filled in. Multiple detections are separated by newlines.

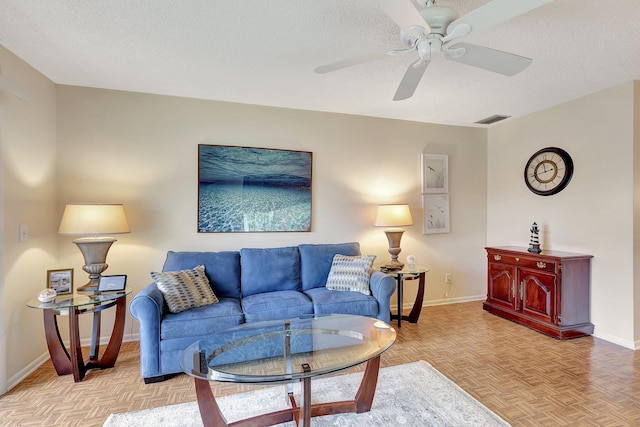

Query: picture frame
left=198, top=144, right=312, bottom=233
left=423, top=194, right=450, bottom=234
left=47, top=268, right=74, bottom=295
left=98, top=275, right=127, bottom=292
left=421, top=154, right=448, bottom=193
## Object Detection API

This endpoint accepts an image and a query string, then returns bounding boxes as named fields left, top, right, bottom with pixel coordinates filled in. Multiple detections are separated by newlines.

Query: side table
left=26, top=290, right=131, bottom=382
left=383, top=266, right=430, bottom=327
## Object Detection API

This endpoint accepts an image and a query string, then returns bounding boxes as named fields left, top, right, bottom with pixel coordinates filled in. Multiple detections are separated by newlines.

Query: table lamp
left=58, top=203, right=131, bottom=292
left=375, top=204, right=413, bottom=270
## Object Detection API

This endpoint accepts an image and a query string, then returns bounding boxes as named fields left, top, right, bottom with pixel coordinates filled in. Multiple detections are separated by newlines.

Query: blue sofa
left=129, top=242, right=396, bottom=383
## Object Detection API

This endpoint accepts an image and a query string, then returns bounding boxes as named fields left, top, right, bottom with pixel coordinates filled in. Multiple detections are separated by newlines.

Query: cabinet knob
left=493, top=254, right=502, bottom=261
left=515, top=257, right=520, bottom=262
left=537, top=262, right=546, bottom=269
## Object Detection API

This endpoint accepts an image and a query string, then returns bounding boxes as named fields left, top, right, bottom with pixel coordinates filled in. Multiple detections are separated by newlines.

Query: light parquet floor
left=1, top=301, right=639, bottom=426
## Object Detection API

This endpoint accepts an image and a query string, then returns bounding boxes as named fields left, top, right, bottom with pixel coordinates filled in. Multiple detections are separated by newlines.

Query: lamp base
left=383, top=229, right=405, bottom=271
left=73, top=237, right=116, bottom=294
left=381, top=261, right=404, bottom=271
left=76, top=280, right=100, bottom=293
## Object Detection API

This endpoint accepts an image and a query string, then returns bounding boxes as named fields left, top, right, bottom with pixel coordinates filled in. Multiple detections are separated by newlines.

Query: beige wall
left=55, top=87, right=488, bottom=340
left=488, top=81, right=638, bottom=348
left=0, top=46, right=58, bottom=393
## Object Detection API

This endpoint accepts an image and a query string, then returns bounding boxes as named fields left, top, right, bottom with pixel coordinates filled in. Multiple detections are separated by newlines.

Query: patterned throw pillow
left=151, top=264, right=219, bottom=313
left=325, top=254, right=376, bottom=295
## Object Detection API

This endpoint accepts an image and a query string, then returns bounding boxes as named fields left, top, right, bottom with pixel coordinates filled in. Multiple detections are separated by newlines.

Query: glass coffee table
left=180, top=314, right=396, bottom=427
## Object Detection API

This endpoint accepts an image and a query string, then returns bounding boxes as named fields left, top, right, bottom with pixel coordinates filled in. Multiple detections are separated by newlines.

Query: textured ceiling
left=1, top=0, right=640, bottom=127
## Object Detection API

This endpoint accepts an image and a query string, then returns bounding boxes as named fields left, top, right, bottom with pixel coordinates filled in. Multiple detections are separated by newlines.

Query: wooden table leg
left=300, top=364, right=312, bottom=427
left=309, top=355, right=381, bottom=417
left=194, top=378, right=228, bottom=427
left=407, top=272, right=425, bottom=323
left=353, top=355, right=380, bottom=413
left=89, top=310, right=101, bottom=361
left=42, top=309, right=72, bottom=376
left=86, top=296, right=127, bottom=369
left=68, top=307, right=86, bottom=382
left=396, top=275, right=404, bottom=327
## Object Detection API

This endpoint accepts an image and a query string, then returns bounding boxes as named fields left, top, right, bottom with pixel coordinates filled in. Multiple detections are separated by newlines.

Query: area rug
left=104, top=360, right=509, bottom=426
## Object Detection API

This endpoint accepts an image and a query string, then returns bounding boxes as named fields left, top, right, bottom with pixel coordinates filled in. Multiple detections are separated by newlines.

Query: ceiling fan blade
left=446, top=43, right=532, bottom=76
left=445, top=0, right=554, bottom=41
left=375, top=0, right=429, bottom=33
left=393, top=59, right=429, bottom=101
left=314, top=53, right=389, bottom=74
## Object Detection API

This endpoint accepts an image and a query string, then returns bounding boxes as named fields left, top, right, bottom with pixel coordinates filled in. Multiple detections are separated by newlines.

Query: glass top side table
left=380, top=266, right=430, bottom=327
left=26, top=290, right=131, bottom=382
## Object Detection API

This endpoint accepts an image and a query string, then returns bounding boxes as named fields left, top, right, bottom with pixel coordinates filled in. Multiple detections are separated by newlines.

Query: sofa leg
left=143, top=373, right=178, bottom=384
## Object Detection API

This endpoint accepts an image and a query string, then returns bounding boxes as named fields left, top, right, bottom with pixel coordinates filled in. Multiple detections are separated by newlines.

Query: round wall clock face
left=524, top=147, right=574, bottom=196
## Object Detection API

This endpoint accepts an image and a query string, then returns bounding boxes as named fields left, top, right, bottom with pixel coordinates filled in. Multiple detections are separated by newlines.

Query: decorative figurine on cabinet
left=528, top=222, right=542, bottom=253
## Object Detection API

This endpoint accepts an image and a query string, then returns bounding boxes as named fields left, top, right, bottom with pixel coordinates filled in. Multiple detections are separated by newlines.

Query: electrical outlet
left=445, top=273, right=452, bottom=284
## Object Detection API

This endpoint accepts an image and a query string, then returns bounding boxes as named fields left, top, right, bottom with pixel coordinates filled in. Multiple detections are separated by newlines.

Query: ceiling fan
left=315, top=0, right=554, bottom=101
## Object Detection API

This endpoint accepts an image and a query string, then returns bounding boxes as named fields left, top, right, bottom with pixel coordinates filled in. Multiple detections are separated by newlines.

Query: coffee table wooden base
left=194, top=355, right=381, bottom=427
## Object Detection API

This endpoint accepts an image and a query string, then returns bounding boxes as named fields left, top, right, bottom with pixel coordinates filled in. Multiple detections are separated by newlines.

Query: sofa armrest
left=369, top=271, right=396, bottom=324
left=129, top=283, right=165, bottom=379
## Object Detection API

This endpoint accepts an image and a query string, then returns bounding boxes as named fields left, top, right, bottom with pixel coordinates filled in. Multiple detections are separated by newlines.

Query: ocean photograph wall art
left=198, top=144, right=312, bottom=232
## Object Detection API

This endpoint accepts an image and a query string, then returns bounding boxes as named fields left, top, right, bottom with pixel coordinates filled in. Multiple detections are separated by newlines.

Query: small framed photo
left=47, top=268, right=74, bottom=295
left=98, top=275, right=127, bottom=292
left=423, top=194, right=450, bottom=234
left=422, top=154, right=448, bottom=193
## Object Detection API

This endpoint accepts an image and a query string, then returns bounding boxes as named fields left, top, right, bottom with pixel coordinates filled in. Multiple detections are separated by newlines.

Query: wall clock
left=524, top=147, right=574, bottom=196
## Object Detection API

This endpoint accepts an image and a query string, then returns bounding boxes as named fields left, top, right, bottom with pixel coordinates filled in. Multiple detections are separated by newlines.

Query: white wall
left=55, top=86, right=488, bottom=341
left=488, top=81, right=637, bottom=348
left=0, top=46, right=58, bottom=393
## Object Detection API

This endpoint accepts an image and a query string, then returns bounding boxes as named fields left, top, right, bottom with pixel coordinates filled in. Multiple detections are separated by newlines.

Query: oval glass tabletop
left=180, top=314, right=396, bottom=384
left=26, top=289, right=131, bottom=310
left=378, top=265, right=430, bottom=275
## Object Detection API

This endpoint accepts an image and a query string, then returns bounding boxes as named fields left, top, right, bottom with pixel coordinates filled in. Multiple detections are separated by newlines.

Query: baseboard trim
left=390, top=295, right=486, bottom=312
left=6, top=333, right=140, bottom=394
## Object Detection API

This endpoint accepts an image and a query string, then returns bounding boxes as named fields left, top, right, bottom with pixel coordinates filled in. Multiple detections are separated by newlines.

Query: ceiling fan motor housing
left=420, top=5, right=459, bottom=35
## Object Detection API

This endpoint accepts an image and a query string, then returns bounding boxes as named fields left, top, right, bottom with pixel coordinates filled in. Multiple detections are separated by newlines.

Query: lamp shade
left=375, top=204, right=413, bottom=228
left=58, top=203, right=131, bottom=236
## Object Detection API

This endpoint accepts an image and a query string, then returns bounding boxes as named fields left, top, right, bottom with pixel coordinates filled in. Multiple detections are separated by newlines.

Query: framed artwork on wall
left=421, top=154, right=448, bottom=193
left=47, top=268, right=73, bottom=295
left=423, top=194, right=450, bottom=234
left=198, top=144, right=313, bottom=233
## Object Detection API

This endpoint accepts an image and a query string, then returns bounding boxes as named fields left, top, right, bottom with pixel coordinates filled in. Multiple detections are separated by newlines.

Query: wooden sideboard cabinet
left=483, top=246, right=593, bottom=339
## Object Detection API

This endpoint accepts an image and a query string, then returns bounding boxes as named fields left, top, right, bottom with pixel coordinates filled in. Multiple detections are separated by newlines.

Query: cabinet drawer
left=488, top=253, right=555, bottom=273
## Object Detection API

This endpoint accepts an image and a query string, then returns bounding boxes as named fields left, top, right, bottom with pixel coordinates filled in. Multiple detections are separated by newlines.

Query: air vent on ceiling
left=475, top=114, right=510, bottom=125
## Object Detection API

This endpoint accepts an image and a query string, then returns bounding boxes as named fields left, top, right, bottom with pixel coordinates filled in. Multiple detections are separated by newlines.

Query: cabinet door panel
left=521, top=271, right=556, bottom=324
left=488, top=264, right=516, bottom=309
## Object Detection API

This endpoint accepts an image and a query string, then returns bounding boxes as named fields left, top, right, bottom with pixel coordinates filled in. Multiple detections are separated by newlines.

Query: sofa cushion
left=304, top=287, right=378, bottom=318
left=240, top=246, right=301, bottom=297
left=241, top=290, right=313, bottom=322
left=325, top=254, right=376, bottom=295
left=298, top=242, right=361, bottom=291
left=162, top=251, right=241, bottom=299
left=160, top=297, right=244, bottom=340
left=151, top=265, right=219, bottom=313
